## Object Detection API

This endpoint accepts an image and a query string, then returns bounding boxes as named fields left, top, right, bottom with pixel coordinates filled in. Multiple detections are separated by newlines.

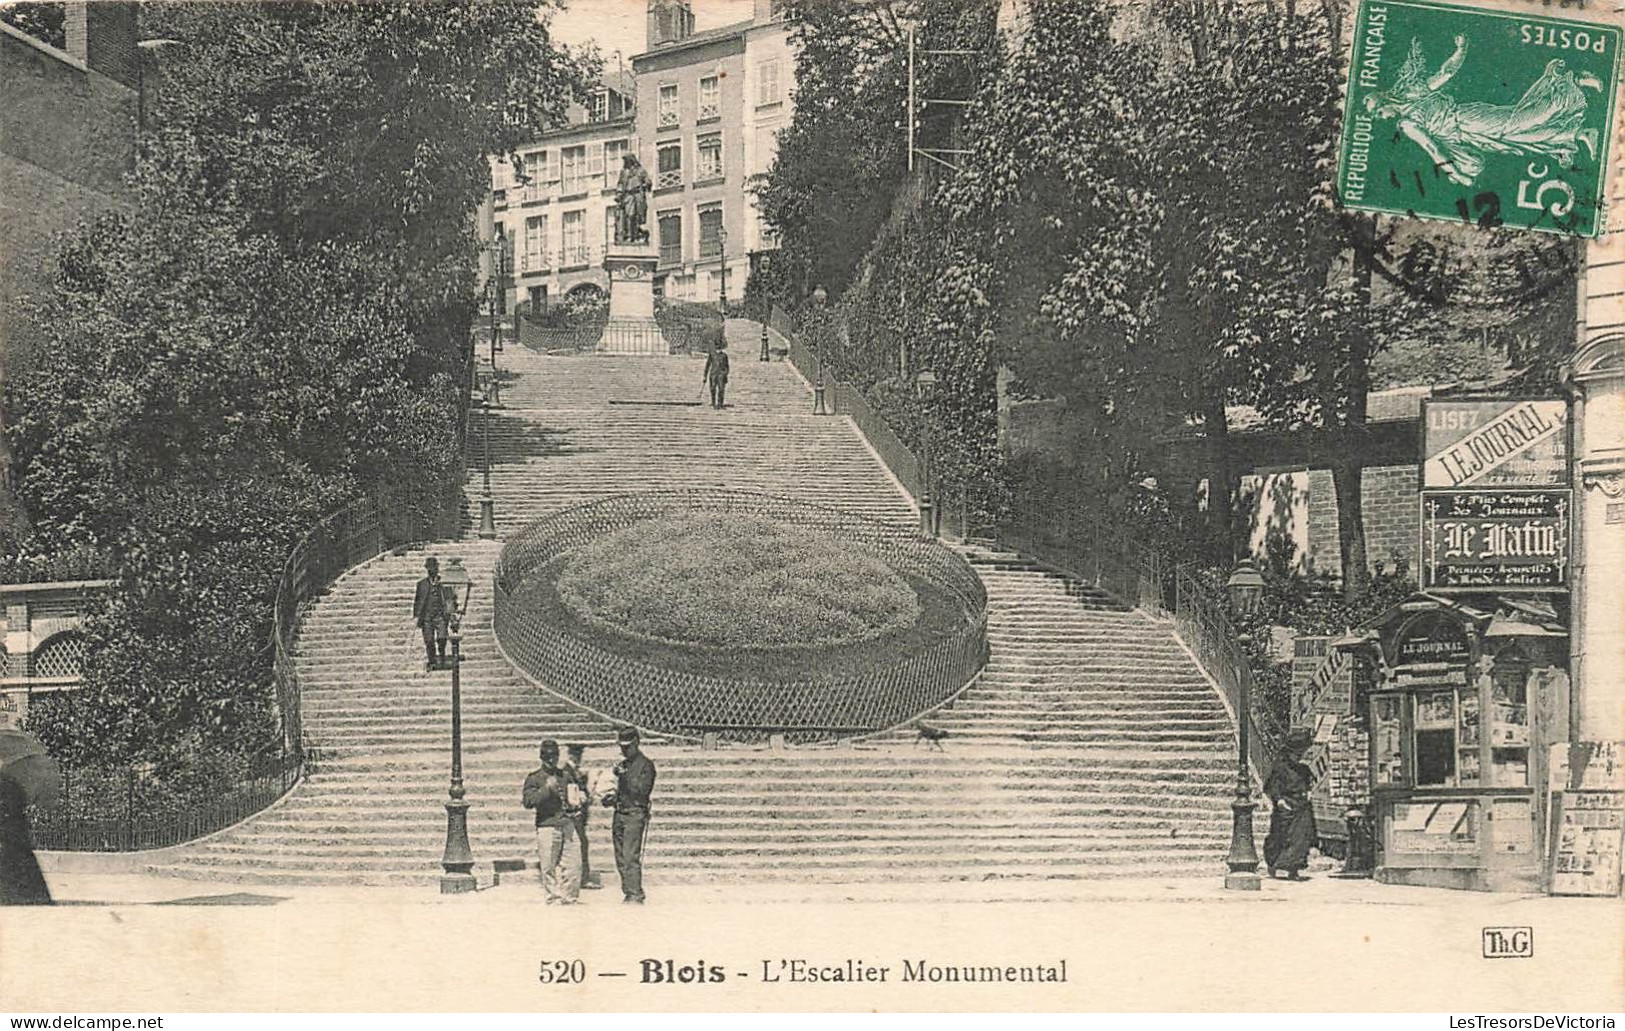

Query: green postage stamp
left=1337, top=0, right=1621, bottom=236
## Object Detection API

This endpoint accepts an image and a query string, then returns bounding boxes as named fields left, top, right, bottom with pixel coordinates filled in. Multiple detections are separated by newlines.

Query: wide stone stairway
left=149, top=322, right=1238, bottom=889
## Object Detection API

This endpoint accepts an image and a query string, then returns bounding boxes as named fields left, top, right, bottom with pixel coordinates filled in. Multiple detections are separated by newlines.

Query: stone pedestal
left=601, top=244, right=667, bottom=355
left=606, top=244, right=658, bottom=320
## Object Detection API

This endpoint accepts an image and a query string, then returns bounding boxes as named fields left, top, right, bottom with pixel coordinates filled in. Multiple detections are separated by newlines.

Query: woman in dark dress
left=1264, top=727, right=1317, bottom=881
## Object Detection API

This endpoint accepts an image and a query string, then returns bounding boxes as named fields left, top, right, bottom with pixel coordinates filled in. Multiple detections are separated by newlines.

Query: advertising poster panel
left=1421, top=489, right=1571, bottom=591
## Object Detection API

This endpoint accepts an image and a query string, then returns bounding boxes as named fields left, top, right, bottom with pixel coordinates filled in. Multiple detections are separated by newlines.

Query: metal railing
left=772, top=305, right=925, bottom=501
left=492, top=490, right=989, bottom=743
left=31, top=753, right=305, bottom=852
left=995, top=511, right=1276, bottom=778
left=596, top=319, right=671, bottom=355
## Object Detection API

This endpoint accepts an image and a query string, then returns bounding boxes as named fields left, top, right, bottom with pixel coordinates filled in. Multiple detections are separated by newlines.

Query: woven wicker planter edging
left=492, top=489, right=989, bottom=742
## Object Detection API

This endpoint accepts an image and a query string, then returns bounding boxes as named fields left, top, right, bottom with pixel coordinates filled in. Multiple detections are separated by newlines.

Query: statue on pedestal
left=614, top=155, right=652, bottom=245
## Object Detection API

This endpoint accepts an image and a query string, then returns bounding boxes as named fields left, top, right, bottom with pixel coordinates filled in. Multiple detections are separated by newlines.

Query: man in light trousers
left=521, top=739, right=580, bottom=904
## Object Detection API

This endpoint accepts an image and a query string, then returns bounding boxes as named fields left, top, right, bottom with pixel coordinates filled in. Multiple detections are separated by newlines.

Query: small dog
left=913, top=721, right=949, bottom=752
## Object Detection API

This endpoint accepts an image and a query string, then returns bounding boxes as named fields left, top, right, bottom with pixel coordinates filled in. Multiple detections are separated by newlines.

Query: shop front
left=1348, top=595, right=1568, bottom=892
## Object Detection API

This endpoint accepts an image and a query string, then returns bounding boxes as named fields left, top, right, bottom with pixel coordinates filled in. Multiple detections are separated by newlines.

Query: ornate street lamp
left=811, top=284, right=830, bottom=416
left=717, top=222, right=729, bottom=313
left=1223, top=557, right=1266, bottom=891
left=915, top=370, right=938, bottom=538
left=486, top=228, right=505, bottom=409
left=438, top=557, right=477, bottom=894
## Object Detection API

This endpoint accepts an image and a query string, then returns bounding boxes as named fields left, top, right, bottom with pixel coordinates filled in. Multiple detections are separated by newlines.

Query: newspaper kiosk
left=1353, top=593, right=1568, bottom=892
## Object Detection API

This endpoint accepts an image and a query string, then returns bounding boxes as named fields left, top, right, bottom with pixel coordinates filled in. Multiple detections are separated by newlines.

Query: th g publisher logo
left=1482, top=926, right=1534, bottom=958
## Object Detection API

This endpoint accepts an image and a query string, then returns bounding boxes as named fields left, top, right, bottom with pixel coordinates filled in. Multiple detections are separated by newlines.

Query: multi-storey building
left=742, top=0, right=792, bottom=266
left=631, top=0, right=789, bottom=304
left=482, top=72, right=636, bottom=314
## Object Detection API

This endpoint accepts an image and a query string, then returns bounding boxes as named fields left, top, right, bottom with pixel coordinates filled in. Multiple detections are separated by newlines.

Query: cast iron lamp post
left=486, top=229, right=505, bottom=409
left=476, top=394, right=496, bottom=540
left=438, top=557, right=477, bottom=894
left=915, top=369, right=938, bottom=538
left=717, top=222, right=729, bottom=313
left=1224, top=557, right=1266, bottom=891
left=810, top=284, right=830, bottom=415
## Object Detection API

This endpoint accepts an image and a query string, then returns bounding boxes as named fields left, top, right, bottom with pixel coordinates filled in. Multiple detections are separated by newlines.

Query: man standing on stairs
left=603, top=726, right=655, bottom=904
left=703, top=339, right=730, bottom=409
left=412, top=557, right=449, bottom=671
left=523, top=739, right=581, bottom=904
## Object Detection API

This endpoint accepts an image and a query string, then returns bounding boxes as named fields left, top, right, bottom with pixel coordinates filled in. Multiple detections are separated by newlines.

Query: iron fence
left=596, top=319, right=672, bottom=355
left=31, top=752, right=305, bottom=852
left=773, top=304, right=928, bottom=501
left=493, top=489, right=989, bottom=742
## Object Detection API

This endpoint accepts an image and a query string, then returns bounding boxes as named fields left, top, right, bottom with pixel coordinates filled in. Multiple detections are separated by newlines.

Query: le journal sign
left=1422, top=489, right=1571, bottom=591
left=1422, top=399, right=1569, bottom=489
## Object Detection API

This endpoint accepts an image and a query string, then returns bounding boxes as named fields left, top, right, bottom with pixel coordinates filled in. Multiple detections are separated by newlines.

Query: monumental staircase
left=148, top=322, right=1238, bottom=888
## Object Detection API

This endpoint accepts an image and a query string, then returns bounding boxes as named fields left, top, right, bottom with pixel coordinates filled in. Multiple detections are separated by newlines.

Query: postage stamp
left=1337, top=0, right=1622, bottom=236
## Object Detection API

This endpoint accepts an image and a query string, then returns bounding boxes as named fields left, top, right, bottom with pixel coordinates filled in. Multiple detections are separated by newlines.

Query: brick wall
left=1308, top=464, right=1420, bottom=577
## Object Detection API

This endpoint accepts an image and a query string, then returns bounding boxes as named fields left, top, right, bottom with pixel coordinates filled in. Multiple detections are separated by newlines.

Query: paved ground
left=5, top=866, right=1621, bottom=1012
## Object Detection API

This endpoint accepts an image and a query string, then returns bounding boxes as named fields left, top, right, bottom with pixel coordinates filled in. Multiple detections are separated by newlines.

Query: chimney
left=646, top=0, right=694, bottom=48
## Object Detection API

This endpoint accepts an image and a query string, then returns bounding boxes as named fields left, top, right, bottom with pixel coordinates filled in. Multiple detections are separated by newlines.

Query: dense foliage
left=754, top=0, right=1574, bottom=605
left=0, top=0, right=65, bottom=49
left=3, top=1, right=593, bottom=778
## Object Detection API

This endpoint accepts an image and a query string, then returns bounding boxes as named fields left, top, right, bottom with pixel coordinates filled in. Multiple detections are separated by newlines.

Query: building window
left=561, top=145, right=588, bottom=195
left=768, top=0, right=787, bottom=20
left=589, top=89, right=609, bottom=123
left=603, top=139, right=628, bottom=189
left=657, top=142, right=683, bottom=190
left=528, top=285, right=547, bottom=314
left=658, top=83, right=679, bottom=128
left=561, top=210, right=587, bottom=266
left=523, top=215, right=547, bottom=272
left=658, top=210, right=682, bottom=266
left=522, top=151, right=548, bottom=202
left=697, top=133, right=723, bottom=181
left=31, top=632, right=85, bottom=681
left=756, top=59, right=783, bottom=107
left=698, top=205, right=723, bottom=259
left=698, top=75, right=720, bottom=121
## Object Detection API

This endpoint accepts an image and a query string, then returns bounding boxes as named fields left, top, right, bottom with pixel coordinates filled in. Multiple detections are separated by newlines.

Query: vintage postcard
left=1, top=0, right=1622, bottom=1015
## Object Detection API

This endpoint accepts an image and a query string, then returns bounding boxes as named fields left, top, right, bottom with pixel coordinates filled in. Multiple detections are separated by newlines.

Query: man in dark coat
left=603, top=725, right=656, bottom=904
left=523, top=739, right=581, bottom=903
left=703, top=341, right=730, bottom=409
left=412, top=557, right=448, bottom=671
left=1264, top=727, right=1318, bottom=880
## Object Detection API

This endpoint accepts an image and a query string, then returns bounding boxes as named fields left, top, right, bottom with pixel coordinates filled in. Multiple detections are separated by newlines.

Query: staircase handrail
left=770, top=304, right=924, bottom=500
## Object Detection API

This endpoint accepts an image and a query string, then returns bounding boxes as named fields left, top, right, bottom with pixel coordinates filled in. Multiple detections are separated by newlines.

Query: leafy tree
left=0, top=1, right=65, bottom=49
left=755, top=0, right=994, bottom=303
